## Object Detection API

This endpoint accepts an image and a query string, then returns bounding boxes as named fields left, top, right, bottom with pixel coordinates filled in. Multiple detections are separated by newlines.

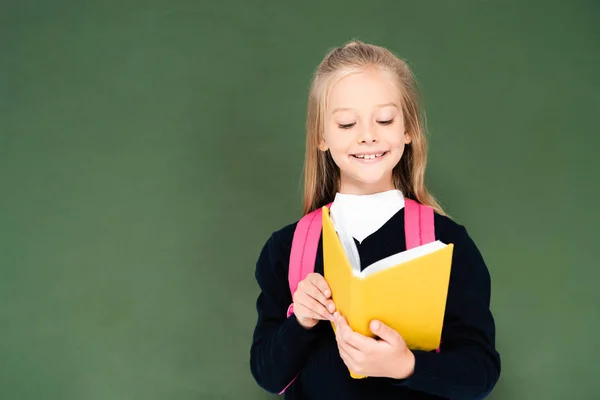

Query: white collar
left=329, top=189, right=405, bottom=243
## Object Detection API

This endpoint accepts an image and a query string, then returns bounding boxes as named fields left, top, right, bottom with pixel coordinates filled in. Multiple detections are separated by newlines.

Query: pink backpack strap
left=286, top=203, right=333, bottom=318
left=404, top=198, right=441, bottom=353
left=280, top=203, right=331, bottom=394
left=404, top=198, right=435, bottom=249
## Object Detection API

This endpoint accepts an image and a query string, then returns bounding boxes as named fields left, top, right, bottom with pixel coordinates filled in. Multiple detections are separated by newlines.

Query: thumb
left=370, top=320, right=399, bottom=343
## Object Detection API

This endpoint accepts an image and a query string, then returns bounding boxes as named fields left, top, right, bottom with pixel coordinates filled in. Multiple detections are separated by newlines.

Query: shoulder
left=433, top=212, right=492, bottom=288
left=403, top=204, right=479, bottom=253
left=433, top=212, right=469, bottom=243
left=261, top=207, right=325, bottom=259
left=254, top=219, right=299, bottom=281
left=433, top=211, right=487, bottom=269
left=266, top=220, right=299, bottom=257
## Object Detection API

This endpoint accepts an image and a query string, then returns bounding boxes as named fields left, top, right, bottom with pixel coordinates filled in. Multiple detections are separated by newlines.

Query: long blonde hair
left=302, top=40, right=445, bottom=216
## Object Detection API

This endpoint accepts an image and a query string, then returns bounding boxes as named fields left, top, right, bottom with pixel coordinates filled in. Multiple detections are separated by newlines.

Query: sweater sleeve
left=249, top=230, right=324, bottom=394
left=390, top=225, right=501, bottom=399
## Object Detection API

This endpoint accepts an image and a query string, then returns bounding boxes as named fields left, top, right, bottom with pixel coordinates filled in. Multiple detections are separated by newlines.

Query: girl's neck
left=338, top=179, right=395, bottom=196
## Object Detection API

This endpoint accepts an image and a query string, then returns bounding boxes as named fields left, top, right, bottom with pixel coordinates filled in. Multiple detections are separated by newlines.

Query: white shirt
left=329, top=189, right=405, bottom=243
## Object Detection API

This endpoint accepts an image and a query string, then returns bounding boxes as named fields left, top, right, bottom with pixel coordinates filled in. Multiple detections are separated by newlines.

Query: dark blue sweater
left=250, top=208, right=501, bottom=399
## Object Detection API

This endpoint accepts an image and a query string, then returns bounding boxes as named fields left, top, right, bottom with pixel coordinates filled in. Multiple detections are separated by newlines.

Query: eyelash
left=338, top=119, right=394, bottom=129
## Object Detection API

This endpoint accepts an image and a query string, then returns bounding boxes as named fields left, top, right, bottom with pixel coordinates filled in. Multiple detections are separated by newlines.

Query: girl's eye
left=338, top=119, right=393, bottom=129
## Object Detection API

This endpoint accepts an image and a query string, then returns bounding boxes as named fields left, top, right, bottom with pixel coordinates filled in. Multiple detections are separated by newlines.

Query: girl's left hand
left=332, top=312, right=415, bottom=379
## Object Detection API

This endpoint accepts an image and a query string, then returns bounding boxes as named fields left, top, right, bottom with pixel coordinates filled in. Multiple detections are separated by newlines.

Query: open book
left=322, top=206, right=454, bottom=378
left=331, top=206, right=449, bottom=279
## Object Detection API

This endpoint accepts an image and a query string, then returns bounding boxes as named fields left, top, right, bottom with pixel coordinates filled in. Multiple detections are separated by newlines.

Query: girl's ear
left=404, top=132, right=412, bottom=144
left=318, top=139, right=329, bottom=151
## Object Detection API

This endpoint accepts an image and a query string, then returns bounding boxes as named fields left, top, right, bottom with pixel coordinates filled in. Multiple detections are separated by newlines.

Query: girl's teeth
left=356, top=153, right=383, bottom=159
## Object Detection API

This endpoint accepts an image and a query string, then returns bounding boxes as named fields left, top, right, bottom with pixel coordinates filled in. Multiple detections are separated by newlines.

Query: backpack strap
left=404, top=198, right=435, bottom=249
left=279, top=203, right=331, bottom=395
left=286, top=203, right=332, bottom=318
left=404, top=198, right=441, bottom=353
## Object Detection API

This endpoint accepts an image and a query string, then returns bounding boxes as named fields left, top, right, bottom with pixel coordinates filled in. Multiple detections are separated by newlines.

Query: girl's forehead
left=326, top=71, right=402, bottom=109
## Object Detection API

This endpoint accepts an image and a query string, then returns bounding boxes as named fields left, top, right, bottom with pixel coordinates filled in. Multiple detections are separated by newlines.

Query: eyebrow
left=331, top=102, right=399, bottom=114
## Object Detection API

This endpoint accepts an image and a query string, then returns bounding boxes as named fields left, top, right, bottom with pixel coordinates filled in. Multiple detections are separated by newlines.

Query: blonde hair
left=302, top=40, right=446, bottom=216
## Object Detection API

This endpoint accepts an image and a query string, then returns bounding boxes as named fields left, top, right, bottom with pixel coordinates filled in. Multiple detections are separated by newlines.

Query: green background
left=1, top=1, right=598, bottom=399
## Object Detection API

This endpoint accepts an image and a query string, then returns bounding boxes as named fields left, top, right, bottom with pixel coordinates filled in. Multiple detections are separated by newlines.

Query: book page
left=359, top=240, right=447, bottom=278
left=329, top=208, right=362, bottom=275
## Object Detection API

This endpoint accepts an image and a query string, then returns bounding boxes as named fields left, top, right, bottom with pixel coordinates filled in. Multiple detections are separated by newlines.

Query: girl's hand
left=293, top=273, right=336, bottom=329
left=333, top=312, right=415, bottom=379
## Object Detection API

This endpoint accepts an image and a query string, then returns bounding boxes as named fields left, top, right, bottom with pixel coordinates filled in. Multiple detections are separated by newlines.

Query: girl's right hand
left=293, top=273, right=336, bottom=330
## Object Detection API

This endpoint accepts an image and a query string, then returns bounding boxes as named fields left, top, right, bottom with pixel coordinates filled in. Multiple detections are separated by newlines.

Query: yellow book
left=322, top=206, right=454, bottom=379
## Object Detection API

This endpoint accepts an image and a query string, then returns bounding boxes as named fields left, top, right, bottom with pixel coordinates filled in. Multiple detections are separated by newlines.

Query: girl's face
left=320, top=68, right=411, bottom=195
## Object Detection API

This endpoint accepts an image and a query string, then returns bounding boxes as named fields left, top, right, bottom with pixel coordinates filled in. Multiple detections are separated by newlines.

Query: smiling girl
left=250, top=40, right=501, bottom=400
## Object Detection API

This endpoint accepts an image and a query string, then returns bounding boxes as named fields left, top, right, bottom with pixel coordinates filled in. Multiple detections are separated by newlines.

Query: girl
left=250, top=40, right=501, bottom=399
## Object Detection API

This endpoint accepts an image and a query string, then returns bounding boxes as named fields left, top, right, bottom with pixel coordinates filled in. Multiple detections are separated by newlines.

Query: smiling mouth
left=351, top=151, right=388, bottom=159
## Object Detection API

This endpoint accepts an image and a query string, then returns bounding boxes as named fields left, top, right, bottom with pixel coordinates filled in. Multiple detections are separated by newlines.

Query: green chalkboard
left=1, top=1, right=599, bottom=399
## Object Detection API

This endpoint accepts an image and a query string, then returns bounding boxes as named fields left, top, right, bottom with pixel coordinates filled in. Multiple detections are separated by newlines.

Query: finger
left=337, top=341, right=356, bottom=368
left=335, top=333, right=366, bottom=377
left=294, top=303, right=329, bottom=321
left=308, top=273, right=332, bottom=298
left=333, top=316, right=360, bottom=354
left=335, top=313, right=375, bottom=350
left=370, top=320, right=400, bottom=345
left=294, top=300, right=331, bottom=321
left=301, top=282, right=336, bottom=314
left=336, top=331, right=363, bottom=361
left=295, top=291, right=334, bottom=319
left=299, top=280, right=330, bottom=308
left=333, top=312, right=353, bottom=343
